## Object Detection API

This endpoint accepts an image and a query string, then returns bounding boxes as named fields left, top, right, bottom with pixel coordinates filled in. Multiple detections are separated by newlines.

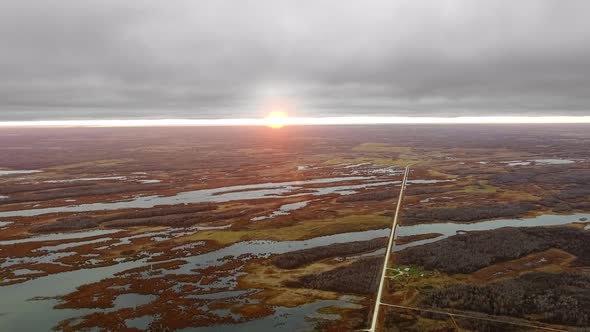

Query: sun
left=265, top=111, right=288, bottom=129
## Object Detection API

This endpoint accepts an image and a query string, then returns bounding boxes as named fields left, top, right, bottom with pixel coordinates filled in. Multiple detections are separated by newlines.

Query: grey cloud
left=0, top=0, right=589, bottom=120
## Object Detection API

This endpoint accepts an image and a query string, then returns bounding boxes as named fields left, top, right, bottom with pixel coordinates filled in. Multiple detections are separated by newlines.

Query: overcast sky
left=1, top=0, right=589, bottom=120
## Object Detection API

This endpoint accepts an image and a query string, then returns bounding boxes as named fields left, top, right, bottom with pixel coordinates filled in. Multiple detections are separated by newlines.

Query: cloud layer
left=1, top=0, right=589, bottom=120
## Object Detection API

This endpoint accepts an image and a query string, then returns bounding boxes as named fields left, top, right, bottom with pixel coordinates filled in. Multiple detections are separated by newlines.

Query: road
left=368, top=165, right=410, bottom=332
left=366, top=165, right=566, bottom=332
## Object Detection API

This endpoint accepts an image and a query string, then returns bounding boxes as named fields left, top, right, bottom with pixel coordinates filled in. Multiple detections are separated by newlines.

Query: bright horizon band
left=1, top=116, right=590, bottom=127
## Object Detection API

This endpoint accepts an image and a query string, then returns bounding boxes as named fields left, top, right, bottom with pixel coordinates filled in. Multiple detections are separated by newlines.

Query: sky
left=1, top=0, right=590, bottom=121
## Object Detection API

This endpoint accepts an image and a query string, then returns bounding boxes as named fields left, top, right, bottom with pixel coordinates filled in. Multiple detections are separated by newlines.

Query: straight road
left=366, top=166, right=564, bottom=332
left=368, top=165, right=410, bottom=332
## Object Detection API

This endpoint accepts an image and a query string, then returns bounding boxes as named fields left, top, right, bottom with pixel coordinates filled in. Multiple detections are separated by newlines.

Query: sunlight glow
left=1, top=116, right=590, bottom=127
left=264, top=111, right=288, bottom=128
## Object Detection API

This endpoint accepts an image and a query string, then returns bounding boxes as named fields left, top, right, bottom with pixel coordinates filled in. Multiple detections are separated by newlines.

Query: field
left=1, top=125, right=590, bottom=331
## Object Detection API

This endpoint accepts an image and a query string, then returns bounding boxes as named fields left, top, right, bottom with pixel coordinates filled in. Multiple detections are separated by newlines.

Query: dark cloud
left=1, top=0, right=589, bottom=120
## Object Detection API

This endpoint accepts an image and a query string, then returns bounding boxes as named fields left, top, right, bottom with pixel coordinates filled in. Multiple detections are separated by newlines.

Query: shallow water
left=139, top=179, right=161, bottom=184
left=0, top=228, right=386, bottom=330
left=95, top=231, right=171, bottom=249
left=179, top=297, right=362, bottom=332
left=126, top=315, right=155, bottom=330
left=1, top=251, right=77, bottom=268
left=348, top=166, right=404, bottom=177
left=339, top=163, right=372, bottom=169
left=172, top=241, right=207, bottom=251
left=0, top=170, right=41, bottom=176
left=187, top=289, right=251, bottom=300
left=502, top=158, right=576, bottom=167
left=251, top=200, right=311, bottom=221
left=12, top=268, right=44, bottom=276
left=0, top=229, right=123, bottom=246
left=532, top=158, right=575, bottom=165
left=35, top=238, right=113, bottom=252
left=0, top=173, right=450, bottom=218
left=112, top=293, right=157, bottom=310
left=504, top=160, right=531, bottom=166
left=0, top=176, right=387, bottom=217
left=44, top=176, right=128, bottom=183
left=0, top=258, right=149, bottom=331
left=2, top=212, right=585, bottom=330
left=163, top=228, right=390, bottom=275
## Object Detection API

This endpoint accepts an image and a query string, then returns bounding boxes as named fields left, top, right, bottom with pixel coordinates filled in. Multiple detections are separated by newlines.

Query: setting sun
left=265, top=111, right=288, bottom=128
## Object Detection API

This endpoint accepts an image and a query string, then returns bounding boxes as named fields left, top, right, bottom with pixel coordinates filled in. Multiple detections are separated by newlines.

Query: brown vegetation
left=424, top=272, right=590, bottom=326
left=396, top=226, right=590, bottom=274
left=403, top=202, right=535, bottom=224
left=286, top=257, right=382, bottom=294
left=336, top=190, right=396, bottom=203
left=32, top=204, right=217, bottom=232
left=272, top=237, right=386, bottom=269
left=472, top=248, right=575, bottom=282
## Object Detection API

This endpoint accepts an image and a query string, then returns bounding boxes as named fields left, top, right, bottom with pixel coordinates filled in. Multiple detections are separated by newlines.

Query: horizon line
left=1, top=116, right=590, bottom=127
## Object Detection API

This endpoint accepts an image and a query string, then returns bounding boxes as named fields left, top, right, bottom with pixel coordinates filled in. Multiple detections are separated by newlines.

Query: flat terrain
left=1, top=125, right=590, bottom=331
